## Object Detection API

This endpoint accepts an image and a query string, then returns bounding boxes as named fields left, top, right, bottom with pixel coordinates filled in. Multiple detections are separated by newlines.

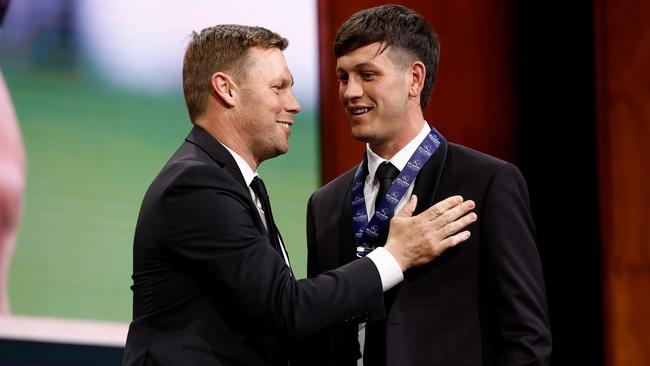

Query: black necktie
left=365, top=161, right=400, bottom=366
left=250, top=177, right=292, bottom=363
left=374, top=161, right=400, bottom=213
left=370, top=161, right=400, bottom=249
left=249, top=176, right=282, bottom=254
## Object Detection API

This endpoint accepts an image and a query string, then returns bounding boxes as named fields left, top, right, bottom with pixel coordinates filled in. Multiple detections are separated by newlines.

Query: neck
left=222, top=139, right=260, bottom=172
left=369, top=105, right=425, bottom=159
left=195, top=113, right=260, bottom=171
left=369, top=122, right=423, bottom=160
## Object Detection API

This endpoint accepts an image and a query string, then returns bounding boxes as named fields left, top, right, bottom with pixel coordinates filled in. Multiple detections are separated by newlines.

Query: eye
left=270, top=85, right=280, bottom=94
left=337, top=73, right=349, bottom=85
left=361, top=72, right=376, bottom=80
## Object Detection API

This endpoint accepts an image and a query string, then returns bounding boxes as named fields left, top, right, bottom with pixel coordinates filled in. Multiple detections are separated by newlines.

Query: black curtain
left=514, top=1, right=603, bottom=365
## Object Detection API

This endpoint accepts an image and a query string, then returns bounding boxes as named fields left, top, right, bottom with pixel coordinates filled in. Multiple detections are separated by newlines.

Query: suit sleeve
left=162, top=165, right=385, bottom=337
left=306, top=193, right=320, bottom=278
left=290, top=194, right=332, bottom=365
left=290, top=192, right=363, bottom=366
left=482, top=164, right=552, bottom=365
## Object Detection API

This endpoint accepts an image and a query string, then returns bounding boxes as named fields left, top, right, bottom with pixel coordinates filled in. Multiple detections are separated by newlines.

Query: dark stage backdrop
left=317, top=0, right=650, bottom=365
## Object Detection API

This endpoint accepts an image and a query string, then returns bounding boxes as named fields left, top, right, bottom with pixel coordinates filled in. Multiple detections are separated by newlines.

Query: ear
left=408, top=61, right=426, bottom=99
left=210, top=72, right=236, bottom=108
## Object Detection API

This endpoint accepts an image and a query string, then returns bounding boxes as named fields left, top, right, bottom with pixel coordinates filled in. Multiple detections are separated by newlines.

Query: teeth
left=351, top=108, right=370, bottom=115
left=278, top=122, right=291, bottom=128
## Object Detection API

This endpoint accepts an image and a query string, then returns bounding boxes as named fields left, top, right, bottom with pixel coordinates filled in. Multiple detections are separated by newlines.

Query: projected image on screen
left=0, top=0, right=319, bottom=336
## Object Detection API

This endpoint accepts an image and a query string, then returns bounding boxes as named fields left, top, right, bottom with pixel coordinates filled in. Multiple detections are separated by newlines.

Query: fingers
left=439, top=230, right=472, bottom=249
left=389, top=195, right=476, bottom=271
left=395, top=195, right=417, bottom=218
left=432, top=199, right=476, bottom=230
left=421, top=195, right=464, bottom=221
left=439, top=211, right=477, bottom=238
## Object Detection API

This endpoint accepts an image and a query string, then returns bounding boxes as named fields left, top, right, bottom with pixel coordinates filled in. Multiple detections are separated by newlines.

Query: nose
left=341, top=76, right=363, bottom=102
left=285, top=90, right=301, bottom=114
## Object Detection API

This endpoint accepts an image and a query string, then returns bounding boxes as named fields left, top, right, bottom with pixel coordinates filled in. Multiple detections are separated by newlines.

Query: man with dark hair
left=123, top=24, right=477, bottom=366
left=301, top=5, right=551, bottom=366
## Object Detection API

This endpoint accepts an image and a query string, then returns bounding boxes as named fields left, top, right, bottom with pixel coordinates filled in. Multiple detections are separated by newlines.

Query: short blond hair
left=182, top=24, right=288, bottom=121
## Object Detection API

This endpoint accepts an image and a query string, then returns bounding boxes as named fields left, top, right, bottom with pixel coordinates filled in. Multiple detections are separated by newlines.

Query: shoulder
left=433, top=143, right=529, bottom=203
left=310, top=166, right=357, bottom=205
left=446, top=142, right=524, bottom=179
left=447, top=143, right=509, bottom=170
left=147, top=141, right=247, bottom=203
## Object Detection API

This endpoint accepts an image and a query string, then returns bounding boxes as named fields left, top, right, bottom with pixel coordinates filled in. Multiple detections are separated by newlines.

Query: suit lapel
left=184, top=126, right=268, bottom=237
left=185, top=126, right=248, bottom=187
left=338, top=182, right=357, bottom=265
left=338, top=165, right=364, bottom=265
left=186, top=127, right=294, bottom=273
left=412, top=139, right=448, bottom=215
left=378, top=137, right=448, bottom=303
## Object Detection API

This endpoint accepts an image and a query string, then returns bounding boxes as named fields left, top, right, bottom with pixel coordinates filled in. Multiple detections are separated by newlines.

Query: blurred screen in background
left=0, top=0, right=319, bottom=325
left=0, top=0, right=10, bottom=28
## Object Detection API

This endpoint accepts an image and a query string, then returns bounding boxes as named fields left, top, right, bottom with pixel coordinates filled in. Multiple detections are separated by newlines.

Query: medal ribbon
left=351, top=128, right=445, bottom=257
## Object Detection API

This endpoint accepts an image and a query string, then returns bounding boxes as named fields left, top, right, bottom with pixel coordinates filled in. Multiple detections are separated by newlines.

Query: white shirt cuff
left=366, top=247, right=404, bottom=291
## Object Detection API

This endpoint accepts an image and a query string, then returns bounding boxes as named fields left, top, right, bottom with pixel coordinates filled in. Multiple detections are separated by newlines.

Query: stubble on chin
left=351, top=127, right=379, bottom=145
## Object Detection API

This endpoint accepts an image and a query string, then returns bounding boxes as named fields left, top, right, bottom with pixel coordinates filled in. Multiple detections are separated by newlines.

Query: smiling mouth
left=349, top=107, right=372, bottom=116
left=277, top=121, right=292, bottom=129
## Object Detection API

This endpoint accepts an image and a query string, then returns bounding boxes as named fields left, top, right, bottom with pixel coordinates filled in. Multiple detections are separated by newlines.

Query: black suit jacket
left=299, top=139, right=552, bottom=366
left=123, top=126, right=386, bottom=366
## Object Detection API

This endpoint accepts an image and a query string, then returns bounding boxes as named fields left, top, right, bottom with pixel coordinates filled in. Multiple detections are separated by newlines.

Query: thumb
left=395, top=195, right=417, bottom=218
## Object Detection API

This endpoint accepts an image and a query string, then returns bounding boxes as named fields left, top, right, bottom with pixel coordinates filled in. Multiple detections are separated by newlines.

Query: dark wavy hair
left=335, top=5, right=440, bottom=108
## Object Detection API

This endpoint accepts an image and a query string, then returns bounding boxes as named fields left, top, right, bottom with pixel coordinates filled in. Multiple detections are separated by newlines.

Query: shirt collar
left=366, top=121, right=431, bottom=180
left=219, top=143, right=257, bottom=186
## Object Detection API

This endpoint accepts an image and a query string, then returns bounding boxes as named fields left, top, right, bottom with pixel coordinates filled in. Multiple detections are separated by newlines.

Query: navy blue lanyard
left=351, top=128, right=445, bottom=257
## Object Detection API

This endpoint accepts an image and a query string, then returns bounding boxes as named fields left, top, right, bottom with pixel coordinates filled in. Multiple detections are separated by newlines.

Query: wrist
left=384, top=242, right=407, bottom=272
